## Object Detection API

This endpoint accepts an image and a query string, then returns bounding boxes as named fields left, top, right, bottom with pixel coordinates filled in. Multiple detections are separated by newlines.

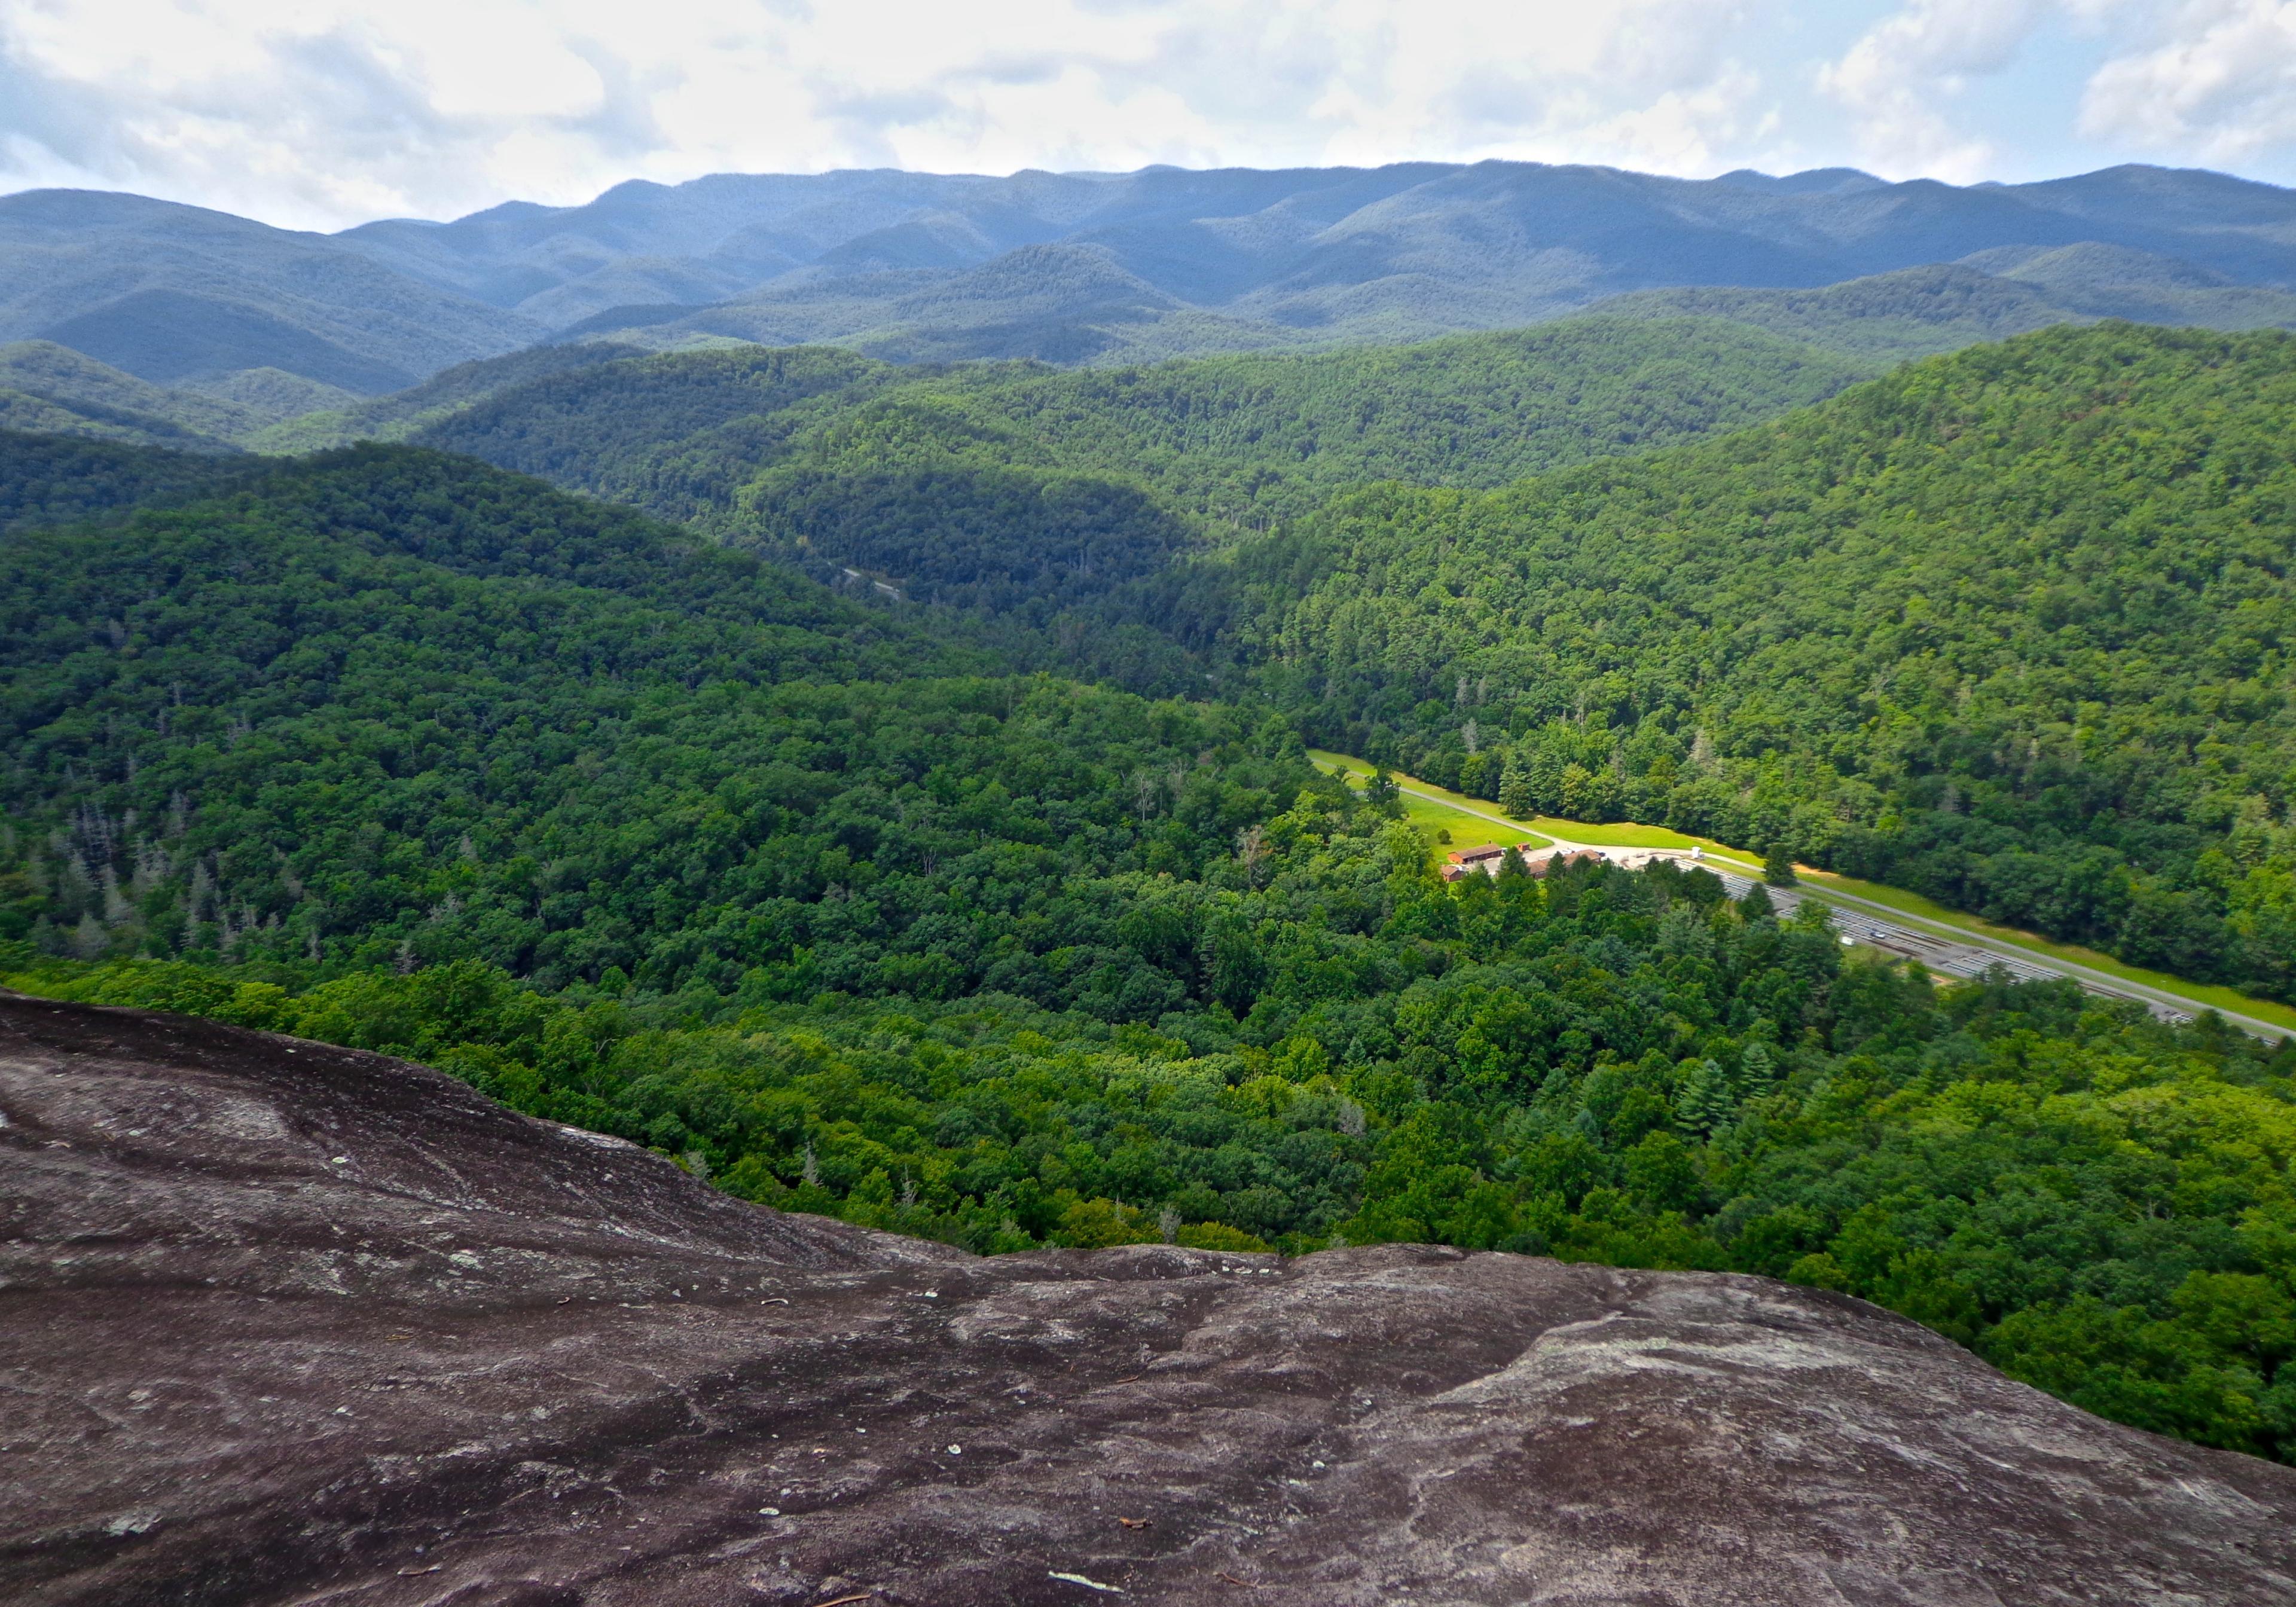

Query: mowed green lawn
left=1309, top=751, right=1550, bottom=854
left=1310, top=749, right=2296, bottom=1032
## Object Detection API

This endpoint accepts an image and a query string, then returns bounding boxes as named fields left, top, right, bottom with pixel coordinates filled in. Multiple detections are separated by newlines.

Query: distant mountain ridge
left=332, top=160, right=2296, bottom=331
left=0, top=190, right=541, bottom=395
left=4, top=160, right=2294, bottom=393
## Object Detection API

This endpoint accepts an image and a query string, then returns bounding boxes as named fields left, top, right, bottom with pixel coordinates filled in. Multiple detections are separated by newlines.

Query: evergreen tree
left=1763, top=842, right=1799, bottom=887
left=1528, top=747, right=1565, bottom=815
left=1674, top=1057, right=1737, bottom=1136
left=1499, top=759, right=1535, bottom=820
left=1738, top=1041, right=1777, bottom=1087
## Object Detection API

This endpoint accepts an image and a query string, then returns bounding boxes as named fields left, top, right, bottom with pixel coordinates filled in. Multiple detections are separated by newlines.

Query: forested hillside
left=0, top=444, right=1322, bottom=992
left=252, top=340, right=648, bottom=454
left=0, top=427, right=248, bottom=533
left=9, top=418, right=2296, bottom=1467
left=46, top=320, right=2296, bottom=1012
left=1582, top=265, right=2075, bottom=361
left=385, top=318, right=1868, bottom=619
left=422, top=317, right=1870, bottom=517
left=0, top=341, right=248, bottom=450
left=1179, top=323, right=2296, bottom=1001
left=1586, top=259, right=2296, bottom=363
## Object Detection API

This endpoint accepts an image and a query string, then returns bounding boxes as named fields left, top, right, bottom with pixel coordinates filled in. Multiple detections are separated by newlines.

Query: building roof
left=1447, top=844, right=1510, bottom=864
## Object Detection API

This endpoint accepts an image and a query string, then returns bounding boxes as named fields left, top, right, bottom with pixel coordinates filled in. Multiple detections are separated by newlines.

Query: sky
left=2, top=0, right=2292, bottom=232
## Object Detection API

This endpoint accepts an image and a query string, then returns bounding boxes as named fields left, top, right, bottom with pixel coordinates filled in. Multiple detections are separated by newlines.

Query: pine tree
left=1674, top=1057, right=1737, bottom=1136
left=1528, top=746, right=1564, bottom=813
left=1499, top=759, right=1535, bottom=819
left=1739, top=1041, right=1777, bottom=1087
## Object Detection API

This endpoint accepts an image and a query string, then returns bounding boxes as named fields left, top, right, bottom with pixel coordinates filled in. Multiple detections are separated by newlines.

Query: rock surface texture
left=5, top=991, right=2295, bottom=1606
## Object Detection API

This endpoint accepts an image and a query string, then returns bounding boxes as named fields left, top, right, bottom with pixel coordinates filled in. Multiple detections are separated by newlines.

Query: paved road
left=1376, top=773, right=2291, bottom=1041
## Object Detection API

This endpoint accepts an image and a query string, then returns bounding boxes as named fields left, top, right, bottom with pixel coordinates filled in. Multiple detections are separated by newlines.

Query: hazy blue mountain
left=8, top=161, right=2295, bottom=389
left=0, top=190, right=542, bottom=394
left=347, top=160, right=2295, bottom=365
left=331, top=160, right=2292, bottom=311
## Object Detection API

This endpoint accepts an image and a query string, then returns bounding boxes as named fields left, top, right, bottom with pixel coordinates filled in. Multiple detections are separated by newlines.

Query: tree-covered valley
left=276, top=319, right=2296, bottom=1007
left=1187, top=324, right=2296, bottom=1006
left=243, top=314, right=1881, bottom=686
left=8, top=311, right=2296, bottom=1473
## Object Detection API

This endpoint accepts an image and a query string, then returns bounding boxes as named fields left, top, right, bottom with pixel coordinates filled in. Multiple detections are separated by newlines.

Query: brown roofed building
left=1441, top=844, right=1610, bottom=882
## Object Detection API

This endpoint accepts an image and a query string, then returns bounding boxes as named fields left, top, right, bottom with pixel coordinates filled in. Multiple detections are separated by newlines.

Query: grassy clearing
left=1309, top=751, right=1552, bottom=854
left=1315, top=751, right=1703, bottom=854
left=1309, top=749, right=1388, bottom=783
left=1401, top=794, right=1553, bottom=853
left=1526, top=818, right=1706, bottom=850
left=1312, top=748, right=2296, bottom=1032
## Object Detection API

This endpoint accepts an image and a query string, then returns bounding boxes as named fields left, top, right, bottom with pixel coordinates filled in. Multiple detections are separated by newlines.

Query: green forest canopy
left=0, top=427, right=248, bottom=534
left=8, top=319, right=2296, bottom=1471
left=393, top=317, right=1873, bottom=583
left=1160, top=323, right=2296, bottom=1007
left=295, top=317, right=1874, bottom=515
left=368, top=319, right=2296, bottom=1024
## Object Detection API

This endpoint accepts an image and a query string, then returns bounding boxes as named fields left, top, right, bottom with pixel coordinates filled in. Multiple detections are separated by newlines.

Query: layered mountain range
left=5, top=161, right=2295, bottom=416
left=13, top=151, right=2296, bottom=1580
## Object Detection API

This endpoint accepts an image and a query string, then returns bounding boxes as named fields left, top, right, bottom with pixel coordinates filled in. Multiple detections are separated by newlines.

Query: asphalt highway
left=1381, top=775, right=2291, bottom=1041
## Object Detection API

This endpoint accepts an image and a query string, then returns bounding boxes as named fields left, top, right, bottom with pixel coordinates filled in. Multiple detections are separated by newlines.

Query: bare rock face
left=5, top=992, right=2295, bottom=1606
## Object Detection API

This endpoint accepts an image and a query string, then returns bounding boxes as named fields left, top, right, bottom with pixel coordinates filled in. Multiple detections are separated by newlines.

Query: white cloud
left=2080, top=0, right=2296, bottom=164
left=1817, top=0, right=2054, bottom=181
left=1820, top=0, right=2296, bottom=183
left=4, top=0, right=2291, bottom=229
left=0, top=0, right=1776, bottom=229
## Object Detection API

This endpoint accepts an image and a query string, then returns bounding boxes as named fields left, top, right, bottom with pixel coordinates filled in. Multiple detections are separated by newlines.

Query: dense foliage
left=412, top=317, right=1871, bottom=583
left=11, top=317, right=2296, bottom=1473
left=401, top=321, right=2296, bottom=1007
left=0, top=445, right=1313, bottom=989
left=1585, top=265, right=2072, bottom=362
left=1177, top=324, right=2296, bottom=1001
left=0, top=340, right=277, bottom=450
left=0, top=427, right=245, bottom=533
left=252, top=341, right=648, bottom=455
left=14, top=825, right=2296, bottom=1466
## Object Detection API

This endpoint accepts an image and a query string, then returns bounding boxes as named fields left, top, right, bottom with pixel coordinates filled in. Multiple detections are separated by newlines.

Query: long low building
left=1440, top=844, right=1606, bottom=882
